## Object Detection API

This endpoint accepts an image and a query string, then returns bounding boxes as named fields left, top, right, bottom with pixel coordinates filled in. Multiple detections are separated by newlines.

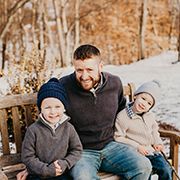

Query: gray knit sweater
left=60, top=72, right=126, bottom=150
left=22, top=113, right=83, bottom=179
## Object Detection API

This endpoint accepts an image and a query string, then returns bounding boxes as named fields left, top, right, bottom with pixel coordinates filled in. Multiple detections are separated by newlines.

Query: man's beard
left=76, top=74, right=101, bottom=91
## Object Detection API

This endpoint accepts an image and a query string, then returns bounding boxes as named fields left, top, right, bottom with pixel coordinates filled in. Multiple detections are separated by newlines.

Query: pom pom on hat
left=37, top=78, right=67, bottom=111
left=134, top=79, right=161, bottom=106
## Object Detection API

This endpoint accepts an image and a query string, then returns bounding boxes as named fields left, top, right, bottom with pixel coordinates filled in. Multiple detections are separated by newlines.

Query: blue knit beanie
left=37, top=77, right=67, bottom=111
left=134, top=79, right=161, bottom=106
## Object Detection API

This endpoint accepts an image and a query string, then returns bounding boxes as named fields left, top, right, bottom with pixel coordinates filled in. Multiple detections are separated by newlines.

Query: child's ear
left=133, top=95, right=137, bottom=100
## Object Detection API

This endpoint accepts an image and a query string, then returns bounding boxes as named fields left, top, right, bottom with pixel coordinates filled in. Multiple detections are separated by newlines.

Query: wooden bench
left=0, top=83, right=179, bottom=180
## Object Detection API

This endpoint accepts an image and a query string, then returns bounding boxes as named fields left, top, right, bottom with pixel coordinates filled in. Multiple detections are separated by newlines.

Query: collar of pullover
left=126, top=102, right=136, bottom=118
left=39, top=113, right=70, bottom=131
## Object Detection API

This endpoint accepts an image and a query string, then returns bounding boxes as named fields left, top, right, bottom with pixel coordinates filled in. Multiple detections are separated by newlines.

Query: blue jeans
left=146, top=153, right=172, bottom=180
left=69, top=141, right=152, bottom=180
left=26, top=172, right=72, bottom=180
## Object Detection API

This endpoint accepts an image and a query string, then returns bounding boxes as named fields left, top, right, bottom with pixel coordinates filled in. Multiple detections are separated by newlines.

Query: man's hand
left=54, top=160, right=62, bottom=176
left=137, top=145, right=149, bottom=156
left=16, top=169, right=28, bottom=180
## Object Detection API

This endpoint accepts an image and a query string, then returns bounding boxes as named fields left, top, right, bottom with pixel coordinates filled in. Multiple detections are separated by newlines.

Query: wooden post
left=170, top=138, right=179, bottom=180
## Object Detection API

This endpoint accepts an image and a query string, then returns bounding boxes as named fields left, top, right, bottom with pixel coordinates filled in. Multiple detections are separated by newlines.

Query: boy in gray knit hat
left=22, top=77, right=82, bottom=180
left=114, top=79, right=172, bottom=180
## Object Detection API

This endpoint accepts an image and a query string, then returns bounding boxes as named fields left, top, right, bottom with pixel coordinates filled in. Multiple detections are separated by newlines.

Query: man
left=17, top=44, right=151, bottom=180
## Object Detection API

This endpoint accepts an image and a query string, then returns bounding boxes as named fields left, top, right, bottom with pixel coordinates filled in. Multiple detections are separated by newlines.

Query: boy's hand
left=137, top=145, right=149, bottom=156
left=54, top=160, right=62, bottom=176
left=16, top=169, right=28, bottom=180
left=154, top=144, right=164, bottom=152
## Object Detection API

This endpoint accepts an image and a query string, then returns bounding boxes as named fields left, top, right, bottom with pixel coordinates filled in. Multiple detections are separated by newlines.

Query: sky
left=0, top=50, right=180, bottom=179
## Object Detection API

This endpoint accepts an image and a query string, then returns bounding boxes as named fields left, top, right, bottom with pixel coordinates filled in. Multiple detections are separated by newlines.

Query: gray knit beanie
left=133, top=79, right=161, bottom=106
left=37, top=77, right=67, bottom=111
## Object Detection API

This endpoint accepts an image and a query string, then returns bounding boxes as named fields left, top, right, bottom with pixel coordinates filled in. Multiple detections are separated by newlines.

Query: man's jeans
left=69, top=141, right=152, bottom=180
left=147, top=152, right=172, bottom=180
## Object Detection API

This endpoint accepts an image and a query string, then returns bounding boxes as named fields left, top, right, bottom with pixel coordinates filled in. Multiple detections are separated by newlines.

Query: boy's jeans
left=69, top=141, right=152, bottom=180
left=146, top=152, right=172, bottom=180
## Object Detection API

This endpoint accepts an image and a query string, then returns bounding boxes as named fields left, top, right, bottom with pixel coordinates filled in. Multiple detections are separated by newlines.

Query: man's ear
left=99, top=61, right=103, bottom=72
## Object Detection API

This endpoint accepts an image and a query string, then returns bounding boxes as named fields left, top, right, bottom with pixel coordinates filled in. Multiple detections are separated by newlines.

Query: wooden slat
left=0, top=93, right=37, bottom=109
left=3, top=163, right=26, bottom=180
left=128, top=82, right=136, bottom=102
left=0, top=109, right=10, bottom=155
left=12, top=107, right=22, bottom=153
left=24, top=105, right=34, bottom=127
left=4, top=167, right=26, bottom=180
left=170, top=138, right=179, bottom=180
left=0, top=153, right=22, bottom=167
left=98, top=172, right=122, bottom=179
left=159, top=129, right=180, bottom=143
left=159, top=129, right=180, bottom=180
left=123, top=86, right=131, bottom=97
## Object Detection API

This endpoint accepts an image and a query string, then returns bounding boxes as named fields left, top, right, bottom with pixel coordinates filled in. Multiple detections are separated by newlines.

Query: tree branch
left=0, top=0, right=30, bottom=39
left=68, top=0, right=118, bottom=34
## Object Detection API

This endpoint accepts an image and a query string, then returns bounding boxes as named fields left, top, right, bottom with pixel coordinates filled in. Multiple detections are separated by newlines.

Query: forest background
left=0, top=0, right=180, bottom=95
left=0, top=1, right=180, bottom=174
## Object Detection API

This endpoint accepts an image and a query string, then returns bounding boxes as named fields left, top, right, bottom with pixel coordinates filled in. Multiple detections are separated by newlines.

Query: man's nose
left=81, top=71, right=88, bottom=79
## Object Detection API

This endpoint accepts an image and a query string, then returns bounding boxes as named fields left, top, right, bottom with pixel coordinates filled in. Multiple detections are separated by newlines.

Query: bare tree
left=0, top=0, right=30, bottom=39
left=177, top=0, right=180, bottom=62
left=138, top=0, right=148, bottom=60
left=53, top=0, right=66, bottom=67
left=41, top=0, right=56, bottom=56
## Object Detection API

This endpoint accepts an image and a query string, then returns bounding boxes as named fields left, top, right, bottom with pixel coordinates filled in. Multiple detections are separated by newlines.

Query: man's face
left=74, top=57, right=103, bottom=90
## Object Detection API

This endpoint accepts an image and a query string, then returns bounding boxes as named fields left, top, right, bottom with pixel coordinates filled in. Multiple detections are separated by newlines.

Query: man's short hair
left=74, top=44, right=101, bottom=61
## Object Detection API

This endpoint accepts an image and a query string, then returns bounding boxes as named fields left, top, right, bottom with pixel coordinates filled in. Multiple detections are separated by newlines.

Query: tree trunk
left=2, top=39, right=6, bottom=70
left=32, top=0, right=37, bottom=44
left=169, top=7, right=177, bottom=48
left=39, top=0, right=44, bottom=50
left=41, top=0, right=55, bottom=56
left=53, top=0, right=65, bottom=67
left=61, top=0, right=68, bottom=34
left=138, top=0, right=148, bottom=60
left=177, top=0, right=180, bottom=62
left=149, top=8, right=158, bottom=36
left=18, top=8, right=25, bottom=57
left=74, top=0, right=80, bottom=51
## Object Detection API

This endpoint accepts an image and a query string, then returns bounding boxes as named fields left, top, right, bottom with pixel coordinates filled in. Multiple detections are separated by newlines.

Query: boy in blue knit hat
left=22, top=78, right=82, bottom=180
left=114, top=79, right=172, bottom=180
